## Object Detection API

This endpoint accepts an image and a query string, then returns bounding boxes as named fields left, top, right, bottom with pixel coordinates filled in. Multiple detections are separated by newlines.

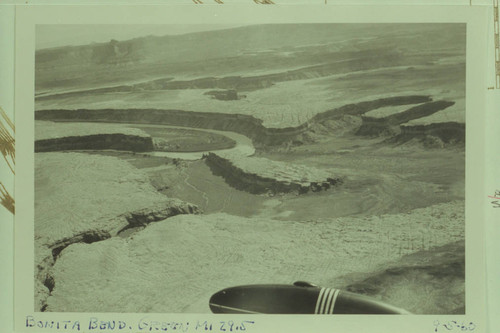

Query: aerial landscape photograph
left=33, top=23, right=466, bottom=314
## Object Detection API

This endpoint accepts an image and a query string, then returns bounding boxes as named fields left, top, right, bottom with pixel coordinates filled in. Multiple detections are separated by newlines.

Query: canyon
left=33, top=23, right=466, bottom=315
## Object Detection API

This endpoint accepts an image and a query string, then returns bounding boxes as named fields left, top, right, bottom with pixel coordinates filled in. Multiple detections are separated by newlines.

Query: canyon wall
left=311, top=95, right=432, bottom=122
left=35, top=95, right=435, bottom=148
left=398, top=122, right=465, bottom=144
left=204, top=153, right=341, bottom=195
left=355, top=100, right=463, bottom=145
left=35, top=109, right=307, bottom=147
left=35, top=133, right=154, bottom=152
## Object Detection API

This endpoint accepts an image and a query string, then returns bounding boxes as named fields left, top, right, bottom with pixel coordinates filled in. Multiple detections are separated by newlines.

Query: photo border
left=14, top=4, right=489, bottom=333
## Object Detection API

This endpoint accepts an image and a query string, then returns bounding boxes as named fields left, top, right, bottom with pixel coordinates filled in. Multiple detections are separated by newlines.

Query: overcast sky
left=36, top=24, right=245, bottom=50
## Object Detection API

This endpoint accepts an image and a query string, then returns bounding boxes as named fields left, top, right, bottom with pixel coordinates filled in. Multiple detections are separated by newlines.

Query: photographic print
left=32, top=22, right=466, bottom=316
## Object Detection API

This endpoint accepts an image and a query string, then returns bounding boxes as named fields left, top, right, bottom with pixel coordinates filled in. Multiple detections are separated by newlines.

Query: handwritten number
left=241, top=321, right=254, bottom=331
left=433, top=321, right=476, bottom=332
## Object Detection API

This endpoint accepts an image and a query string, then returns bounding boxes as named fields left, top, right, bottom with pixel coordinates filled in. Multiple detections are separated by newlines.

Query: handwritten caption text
left=26, top=316, right=255, bottom=332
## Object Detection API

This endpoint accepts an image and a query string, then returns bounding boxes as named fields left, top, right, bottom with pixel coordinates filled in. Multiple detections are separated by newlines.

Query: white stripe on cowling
left=323, top=288, right=335, bottom=314
left=328, top=289, right=340, bottom=314
left=314, top=288, right=326, bottom=314
left=318, top=288, right=330, bottom=314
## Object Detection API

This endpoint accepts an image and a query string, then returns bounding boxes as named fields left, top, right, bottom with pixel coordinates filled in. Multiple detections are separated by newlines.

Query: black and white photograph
left=31, top=21, right=469, bottom=316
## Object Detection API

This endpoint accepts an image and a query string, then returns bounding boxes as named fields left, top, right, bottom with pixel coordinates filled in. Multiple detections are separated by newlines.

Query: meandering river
left=128, top=123, right=255, bottom=160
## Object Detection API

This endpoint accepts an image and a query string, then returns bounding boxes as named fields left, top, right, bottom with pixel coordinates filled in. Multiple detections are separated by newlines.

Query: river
left=128, top=123, right=255, bottom=160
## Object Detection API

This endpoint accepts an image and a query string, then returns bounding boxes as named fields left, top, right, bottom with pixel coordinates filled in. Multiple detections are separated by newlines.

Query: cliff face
left=35, top=95, right=435, bottom=148
left=355, top=101, right=460, bottom=143
left=35, top=109, right=307, bottom=147
left=204, top=153, right=342, bottom=195
left=311, top=95, right=432, bottom=122
left=204, top=90, right=240, bottom=101
left=35, top=133, right=154, bottom=152
left=398, top=122, right=465, bottom=145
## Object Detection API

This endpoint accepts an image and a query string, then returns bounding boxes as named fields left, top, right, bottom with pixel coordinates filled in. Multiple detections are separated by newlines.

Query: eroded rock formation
left=35, top=133, right=154, bottom=152
left=35, top=95, right=436, bottom=148
left=356, top=100, right=456, bottom=138
left=34, top=153, right=200, bottom=311
left=204, top=152, right=342, bottom=195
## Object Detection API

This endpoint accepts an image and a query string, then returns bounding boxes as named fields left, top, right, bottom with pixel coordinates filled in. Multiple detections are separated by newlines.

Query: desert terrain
left=34, top=23, right=466, bottom=314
